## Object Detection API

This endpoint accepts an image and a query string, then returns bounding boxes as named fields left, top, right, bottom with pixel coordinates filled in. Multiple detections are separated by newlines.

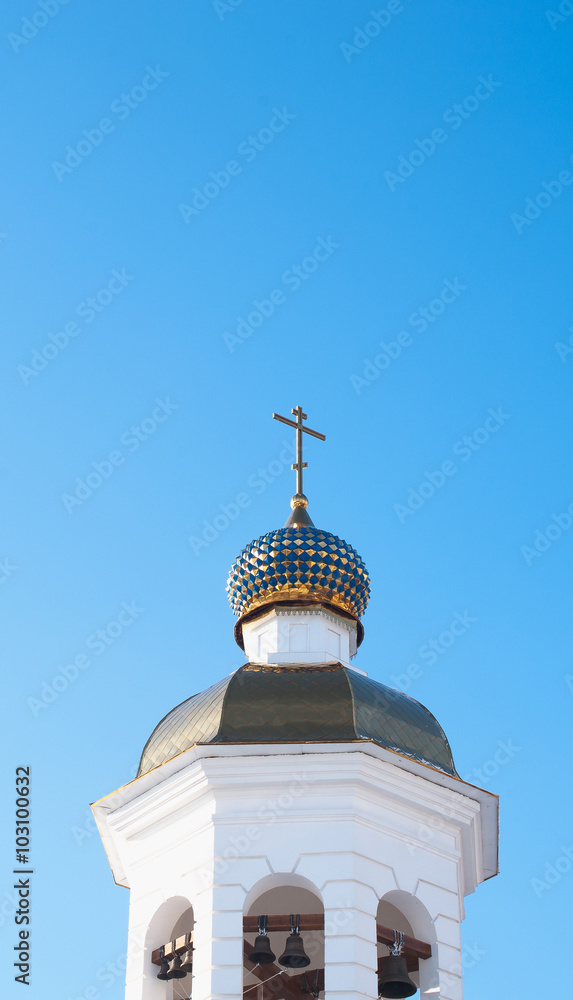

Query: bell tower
left=92, top=407, right=498, bottom=1000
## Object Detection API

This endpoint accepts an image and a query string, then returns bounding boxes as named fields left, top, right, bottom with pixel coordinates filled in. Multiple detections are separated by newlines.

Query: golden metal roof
left=138, top=664, right=457, bottom=777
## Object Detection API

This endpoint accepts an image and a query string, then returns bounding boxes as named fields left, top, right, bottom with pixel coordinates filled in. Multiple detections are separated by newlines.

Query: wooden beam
left=376, top=925, right=431, bottom=961
left=243, top=916, right=431, bottom=960
left=151, top=932, right=193, bottom=966
left=151, top=920, right=430, bottom=968
left=243, top=914, right=324, bottom=934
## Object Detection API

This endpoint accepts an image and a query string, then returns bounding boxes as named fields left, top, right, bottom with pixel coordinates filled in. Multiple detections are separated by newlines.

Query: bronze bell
left=378, top=931, right=417, bottom=999
left=156, top=948, right=170, bottom=981
left=248, top=915, right=276, bottom=965
left=378, top=954, right=417, bottom=997
left=278, top=915, right=311, bottom=969
left=167, top=952, right=187, bottom=980
left=179, top=947, right=193, bottom=975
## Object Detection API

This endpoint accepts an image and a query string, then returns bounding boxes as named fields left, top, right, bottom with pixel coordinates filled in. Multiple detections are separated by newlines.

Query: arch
left=244, top=872, right=324, bottom=913
left=244, top=874, right=325, bottom=999
left=377, top=890, right=438, bottom=997
left=172, top=904, right=195, bottom=940
left=143, top=896, right=194, bottom=1000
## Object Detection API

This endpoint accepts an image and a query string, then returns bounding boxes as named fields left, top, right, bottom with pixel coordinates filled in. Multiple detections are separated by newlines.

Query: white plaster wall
left=93, top=745, right=496, bottom=1000
left=241, top=608, right=357, bottom=664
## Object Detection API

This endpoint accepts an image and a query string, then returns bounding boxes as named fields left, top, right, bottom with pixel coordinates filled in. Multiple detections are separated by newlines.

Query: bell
left=179, top=948, right=193, bottom=974
left=248, top=933, right=276, bottom=965
left=378, top=954, right=418, bottom=998
left=156, top=957, right=170, bottom=980
left=278, top=915, right=311, bottom=969
left=157, top=948, right=170, bottom=981
left=248, top=915, right=276, bottom=966
left=167, top=953, right=187, bottom=980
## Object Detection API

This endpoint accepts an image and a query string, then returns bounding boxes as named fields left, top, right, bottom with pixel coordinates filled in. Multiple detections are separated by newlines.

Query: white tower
left=93, top=407, right=498, bottom=1000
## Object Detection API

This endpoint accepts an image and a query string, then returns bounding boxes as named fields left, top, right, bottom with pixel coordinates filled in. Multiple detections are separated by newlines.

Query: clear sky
left=1, top=1, right=572, bottom=997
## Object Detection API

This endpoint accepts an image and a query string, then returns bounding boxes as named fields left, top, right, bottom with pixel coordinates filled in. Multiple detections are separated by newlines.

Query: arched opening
left=376, top=892, right=437, bottom=998
left=145, top=897, right=194, bottom=1000
left=167, top=906, right=194, bottom=1000
left=244, top=876, right=324, bottom=1000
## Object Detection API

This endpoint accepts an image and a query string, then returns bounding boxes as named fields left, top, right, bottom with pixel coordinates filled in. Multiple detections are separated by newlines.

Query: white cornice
left=273, top=606, right=357, bottom=632
left=92, top=742, right=498, bottom=893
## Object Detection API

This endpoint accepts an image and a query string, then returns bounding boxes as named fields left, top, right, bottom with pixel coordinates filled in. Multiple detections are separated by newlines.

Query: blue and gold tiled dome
left=227, top=500, right=371, bottom=630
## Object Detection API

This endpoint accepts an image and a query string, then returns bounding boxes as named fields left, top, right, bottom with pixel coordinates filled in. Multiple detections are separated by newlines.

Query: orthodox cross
left=272, top=405, right=325, bottom=496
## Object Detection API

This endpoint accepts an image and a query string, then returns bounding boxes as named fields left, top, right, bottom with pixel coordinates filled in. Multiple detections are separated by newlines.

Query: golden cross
left=272, top=405, right=326, bottom=497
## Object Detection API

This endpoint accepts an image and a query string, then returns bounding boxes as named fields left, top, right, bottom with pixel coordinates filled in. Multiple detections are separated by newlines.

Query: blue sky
left=2, top=0, right=573, bottom=997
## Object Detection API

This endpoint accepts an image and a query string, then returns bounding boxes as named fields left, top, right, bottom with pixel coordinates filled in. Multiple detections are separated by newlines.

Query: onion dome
left=227, top=495, right=371, bottom=647
left=138, top=409, right=458, bottom=784
left=138, top=663, right=457, bottom=777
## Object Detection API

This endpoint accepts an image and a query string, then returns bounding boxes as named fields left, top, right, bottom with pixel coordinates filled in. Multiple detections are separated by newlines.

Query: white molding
left=93, top=744, right=497, bottom=891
